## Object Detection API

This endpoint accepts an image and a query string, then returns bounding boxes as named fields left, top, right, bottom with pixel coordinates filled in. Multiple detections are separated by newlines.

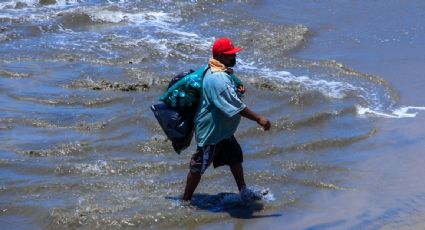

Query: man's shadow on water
left=166, top=192, right=282, bottom=219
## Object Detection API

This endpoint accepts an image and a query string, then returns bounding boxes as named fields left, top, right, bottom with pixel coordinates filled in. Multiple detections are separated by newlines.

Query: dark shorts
left=189, top=136, right=243, bottom=175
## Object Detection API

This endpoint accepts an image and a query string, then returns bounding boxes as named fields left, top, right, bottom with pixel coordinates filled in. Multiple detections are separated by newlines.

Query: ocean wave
left=67, top=77, right=150, bottom=91
left=15, top=141, right=91, bottom=157
left=235, top=59, right=422, bottom=119
left=91, top=10, right=177, bottom=26
left=276, top=160, right=349, bottom=173
left=0, top=0, right=38, bottom=10
left=55, top=159, right=185, bottom=177
left=0, top=1, right=409, bottom=124
left=8, top=93, right=129, bottom=107
left=238, top=107, right=357, bottom=137
left=99, top=31, right=211, bottom=64
left=137, top=135, right=173, bottom=154
left=284, top=129, right=376, bottom=152
left=356, top=105, right=425, bottom=118
left=246, top=170, right=348, bottom=190
left=246, top=129, right=376, bottom=158
left=0, top=116, right=109, bottom=131
left=0, top=0, right=81, bottom=23
left=0, top=0, right=80, bottom=9
left=57, top=7, right=180, bottom=27
left=0, top=69, right=31, bottom=78
left=274, top=108, right=356, bottom=130
left=239, top=60, right=358, bottom=99
left=238, top=23, right=310, bottom=55
left=297, top=180, right=349, bottom=190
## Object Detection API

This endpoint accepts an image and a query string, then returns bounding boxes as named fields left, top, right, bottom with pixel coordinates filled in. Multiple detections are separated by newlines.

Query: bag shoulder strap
left=201, top=66, right=210, bottom=79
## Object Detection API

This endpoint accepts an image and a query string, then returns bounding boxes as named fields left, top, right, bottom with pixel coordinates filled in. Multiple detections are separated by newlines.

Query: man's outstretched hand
left=239, top=107, right=271, bottom=131
left=257, top=116, right=271, bottom=131
left=237, top=85, right=246, bottom=94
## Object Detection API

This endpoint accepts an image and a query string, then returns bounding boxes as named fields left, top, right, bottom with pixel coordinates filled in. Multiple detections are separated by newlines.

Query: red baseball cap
left=212, top=37, right=242, bottom=55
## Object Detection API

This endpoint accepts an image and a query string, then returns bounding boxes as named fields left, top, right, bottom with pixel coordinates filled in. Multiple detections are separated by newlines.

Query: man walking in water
left=183, top=37, right=271, bottom=201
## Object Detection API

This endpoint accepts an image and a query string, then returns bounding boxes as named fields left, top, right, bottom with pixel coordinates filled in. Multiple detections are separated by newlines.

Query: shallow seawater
left=1, top=1, right=425, bottom=229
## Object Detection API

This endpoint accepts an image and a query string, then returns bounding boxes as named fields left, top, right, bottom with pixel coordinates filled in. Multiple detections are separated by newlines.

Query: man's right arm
left=239, top=107, right=271, bottom=131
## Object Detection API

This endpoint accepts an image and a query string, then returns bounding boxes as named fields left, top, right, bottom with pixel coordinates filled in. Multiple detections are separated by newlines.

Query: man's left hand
left=237, top=85, right=246, bottom=94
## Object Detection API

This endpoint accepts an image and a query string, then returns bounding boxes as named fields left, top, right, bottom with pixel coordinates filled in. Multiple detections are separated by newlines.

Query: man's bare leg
left=230, top=163, right=246, bottom=191
left=183, top=171, right=201, bottom=201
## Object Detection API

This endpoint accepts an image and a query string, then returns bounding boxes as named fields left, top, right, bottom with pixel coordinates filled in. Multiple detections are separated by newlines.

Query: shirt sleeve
left=210, top=76, right=246, bottom=117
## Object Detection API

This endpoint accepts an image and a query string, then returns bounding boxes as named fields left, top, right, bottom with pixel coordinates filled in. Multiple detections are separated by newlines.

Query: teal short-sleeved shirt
left=194, top=69, right=246, bottom=147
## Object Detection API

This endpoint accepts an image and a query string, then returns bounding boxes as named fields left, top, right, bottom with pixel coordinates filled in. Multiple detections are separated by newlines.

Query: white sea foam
left=237, top=60, right=425, bottom=119
left=109, top=31, right=211, bottom=61
left=238, top=59, right=358, bottom=99
left=54, top=0, right=81, bottom=7
left=240, top=186, right=275, bottom=203
left=0, top=0, right=81, bottom=22
left=0, top=0, right=38, bottom=9
left=88, top=9, right=179, bottom=27
left=356, top=105, right=425, bottom=118
left=74, top=160, right=116, bottom=175
left=0, top=0, right=81, bottom=11
left=87, top=8, right=207, bottom=52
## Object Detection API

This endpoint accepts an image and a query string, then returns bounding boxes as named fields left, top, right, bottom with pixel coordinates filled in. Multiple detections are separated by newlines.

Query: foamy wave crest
left=0, top=0, right=81, bottom=10
left=88, top=9, right=179, bottom=27
left=51, top=0, right=81, bottom=7
left=238, top=60, right=425, bottom=119
left=0, top=0, right=82, bottom=22
left=0, top=0, right=38, bottom=9
left=74, top=160, right=114, bottom=176
left=238, top=59, right=358, bottom=99
left=356, top=105, right=425, bottom=118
